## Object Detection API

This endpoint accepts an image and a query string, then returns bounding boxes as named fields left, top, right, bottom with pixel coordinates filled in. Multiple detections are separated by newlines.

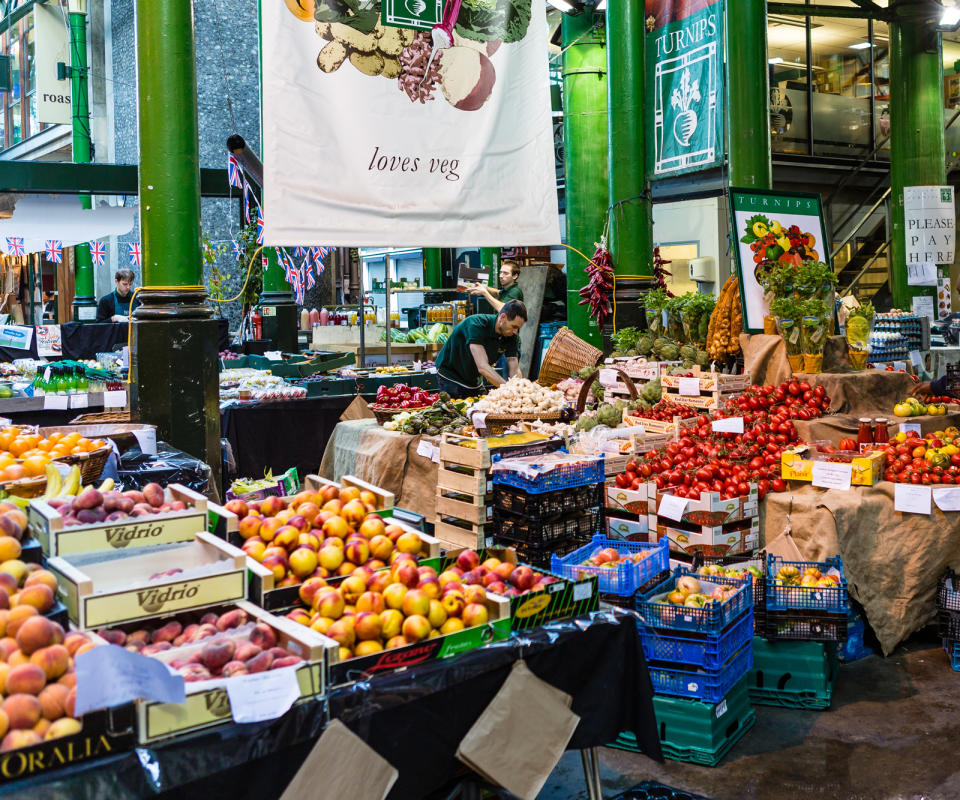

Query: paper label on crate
left=104, top=389, right=128, bottom=408
left=933, top=487, right=960, bottom=511
left=225, top=666, right=301, bottom=724
left=900, top=422, right=922, bottom=435
left=811, top=461, right=852, bottom=491
left=571, top=582, right=592, bottom=603
left=895, top=483, right=932, bottom=514
left=133, top=427, right=158, bottom=456
left=678, top=377, right=700, bottom=397
left=43, top=394, right=69, bottom=410
left=893, top=361, right=907, bottom=372
left=909, top=350, right=923, bottom=368
left=264, top=351, right=283, bottom=361
left=658, top=494, right=688, bottom=522
left=598, top=368, right=618, bottom=387
left=907, top=262, right=938, bottom=287
left=70, top=393, right=89, bottom=409
left=74, top=645, right=185, bottom=715
left=471, top=412, right=487, bottom=430
left=711, top=417, right=744, bottom=434
left=715, top=699, right=728, bottom=718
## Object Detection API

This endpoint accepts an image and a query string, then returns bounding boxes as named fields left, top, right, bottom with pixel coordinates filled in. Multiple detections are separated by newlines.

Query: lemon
left=894, top=403, right=912, bottom=417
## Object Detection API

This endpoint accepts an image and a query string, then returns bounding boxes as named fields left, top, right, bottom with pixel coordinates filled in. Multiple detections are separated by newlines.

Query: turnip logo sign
left=646, top=0, right=724, bottom=177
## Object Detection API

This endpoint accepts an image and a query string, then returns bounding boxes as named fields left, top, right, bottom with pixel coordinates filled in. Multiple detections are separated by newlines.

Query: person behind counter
left=468, top=260, right=523, bottom=312
left=96, top=269, right=142, bottom=323
left=435, top=300, right=527, bottom=398
left=914, top=373, right=958, bottom=400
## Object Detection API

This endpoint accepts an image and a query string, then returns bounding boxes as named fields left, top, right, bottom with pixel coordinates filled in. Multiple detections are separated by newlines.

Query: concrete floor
left=540, top=630, right=960, bottom=800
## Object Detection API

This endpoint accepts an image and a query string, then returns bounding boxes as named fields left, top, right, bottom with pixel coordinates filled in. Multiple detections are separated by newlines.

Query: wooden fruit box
left=135, top=601, right=337, bottom=744
left=47, top=532, right=248, bottom=629
left=434, top=517, right=495, bottom=551
left=660, top=368, right=752, bottom=393
left=662, top=388, right=742, bottom=411
left=435, top=492, right=494, bottom=526
left=604, top=358, right=681, bottom=381
left=437, top=463, right=492, bottom=497
left=438, top=432, right=564, bottom=471
left=28, top=484, right=208, bottom=558
left=623, top=414, right=698, bottom=436
left=206, top=501, right=238, bottom=540
left=327, top=593, right=511, bottom=686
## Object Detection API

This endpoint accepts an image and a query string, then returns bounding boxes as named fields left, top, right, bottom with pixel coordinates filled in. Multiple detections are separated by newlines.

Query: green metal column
left=889, top=5, right=945, bottom=309
left=562, top=14, right=607, bottom=347
left=260, top=245, right=298, bottom=351
left=727, top=0, right=771, bottom=188
left=68, top=3, right=96, bottom=320
left=423, top=248, right=442, bottom=288
left=606, top=0, right=651, bottom=278
left=132, top=0, right=220, bottom=490
left=480, top=247, right=500, bottom=287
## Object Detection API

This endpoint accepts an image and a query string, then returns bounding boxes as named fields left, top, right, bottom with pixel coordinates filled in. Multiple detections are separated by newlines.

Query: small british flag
left=89, top=240, right=106, bottom=267
left=256, top=209, right=264, bottom=245
left=302, top=249, right=313, bottom=274
left=312, top=247, right=329, bottom=274
left=293, top=247, right=306, bottom=258
left=305, top=265, right=316, bottom=291
left=5, top=238, right=24, bottom=257
left=232, top=240, right=242, bottom=261
left=227, top=155, right=243, bottom=189
left=128, top=242, right=141, bottom=268
left=275, top=248, right=290, bottom=280
left=45, top=240, right=63, bottom=263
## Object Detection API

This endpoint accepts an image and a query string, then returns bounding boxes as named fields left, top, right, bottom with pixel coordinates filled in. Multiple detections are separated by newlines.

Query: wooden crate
left=662, top=388, right=742, bottom=411
left=660, top=368, right=751, bottom=393
left=434, top=517, right=493, bottom=550
left=623, top=414, right=698, bottom=436
left=435, top=492, right=494, bottom=525
left=437, top=463, right=492, bottom=496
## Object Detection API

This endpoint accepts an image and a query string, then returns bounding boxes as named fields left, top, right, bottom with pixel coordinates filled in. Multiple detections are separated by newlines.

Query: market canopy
left=0, top=195, right=135, bottom=255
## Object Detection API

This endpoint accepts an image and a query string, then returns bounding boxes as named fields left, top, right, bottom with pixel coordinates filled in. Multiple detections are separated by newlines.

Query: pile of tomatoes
left=613, top=380, right=831, bottom=501
left=628, top=400, right=699, bottom=422
left=881, top=428, right=960, bottom=484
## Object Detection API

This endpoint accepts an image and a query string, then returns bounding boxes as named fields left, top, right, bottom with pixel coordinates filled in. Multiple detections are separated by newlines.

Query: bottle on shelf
left=319, top=307, right=329, bottom=326
left=873, top=418, right=889, bottom=448
left=857, top=417, right=874, bottom=453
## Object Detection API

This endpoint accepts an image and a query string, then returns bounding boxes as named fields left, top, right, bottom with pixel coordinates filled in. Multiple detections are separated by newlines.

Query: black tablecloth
left=220, top=394, right=355, bottom=481
left=0, top=610, right=659, bottom=799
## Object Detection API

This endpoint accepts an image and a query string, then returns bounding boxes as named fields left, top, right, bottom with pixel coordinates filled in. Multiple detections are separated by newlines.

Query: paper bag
left=764, top=529, right=804, bottom=562
left=456, top=661, right=580, bottom=800
left=340, top=395, right=375, bottom=422
left=280, top=719, right=398, bottom=800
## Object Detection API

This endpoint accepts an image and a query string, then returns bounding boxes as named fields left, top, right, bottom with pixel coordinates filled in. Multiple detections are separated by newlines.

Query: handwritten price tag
left=42, top=395, right=69, bottom=410
left=678, top=377, right=700, bottom=397
left=900, top=422, right=922, bottom=435
left=225, top=666, right=301, bottom=724
left=893, top=361, right=907, bottom=372
left=598, top=369, right=618, bottom=387
left=70, top=393, right=89, bottom=409
left=811, top=461, right=852, bottom=491
left=712, top=417, right=744, bottom=434
left=907, top=262, right=938, bottom=287
left=895, top=483, right=932, bottom=514
left=472, top=412, right=487, bottom=430
left=658, top=494, right=688, bottom=522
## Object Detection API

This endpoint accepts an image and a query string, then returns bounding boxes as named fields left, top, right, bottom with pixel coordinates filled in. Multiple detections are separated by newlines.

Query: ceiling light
left=596, top=0, right=606, bottom=8
left=849, top=42, right=872, bottom=49
left=547, top=0, right=577, bottom=12
left=769, top=57, right=784, bottom=64
left=941, top=5, right=960, bottom=28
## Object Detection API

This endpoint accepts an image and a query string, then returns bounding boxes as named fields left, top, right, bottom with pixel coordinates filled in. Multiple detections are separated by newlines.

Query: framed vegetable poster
left=728, top=188, right=829, bottom=334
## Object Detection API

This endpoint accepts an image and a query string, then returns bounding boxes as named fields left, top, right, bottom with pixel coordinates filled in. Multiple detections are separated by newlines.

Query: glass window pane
left=10, top=102, right=21, bottom=144
left=768, top=14, right=809, bottom=154
left=9, top=37, right=20, bottom=104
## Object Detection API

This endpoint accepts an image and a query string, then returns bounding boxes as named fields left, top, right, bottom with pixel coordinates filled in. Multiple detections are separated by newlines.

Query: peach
left=298, top=532, right=321, bottom=551
left=493, top=562, right=515, bottom=580
left=286, top=514, right=309, bottom=532
left=463, top=585, right=487, bottom=604
left=74, top=642, right=96, bottom=656
left=321, top=515, right=349, bottom=539
left=341, top=500, right=367, bottom=526
left=319, top=484, right=340, bottom=503
left=15, top=615, right=54, bottom=655
left=63, top=633, right=90, bottom=657
left=30, top=645, right=70, bottom=680
left=335, top=563, right=355, bottom=577
left=395, top=532, right=422, bottom=555
left=297, top=502, right=321, bottom=526
left=0, top=608, right=8, bottom=636
left=359, top=490, right=377, bottom=507
left=45, top=717, right=82, bottom=740
left=318, top=545, right=345, bottom=572
left=353, top=611, right=382, bottom=641
left=222, top=661, right=248, bottom=677
left=417, top=566, right=438, bottom=580
left=441, top=592, right=466, bottom=617
left=38, top=683, right=69, bottom=720
left=141, top=483, right=164, bottom=508
left=315, top=588, right=346, bottom=619
left=7, top=651, right=27, bottom=667
left=339, top=486, right=361, bottom=504
left=286, top=609, right=311, bottom=626
left=258, top=495, right=283, bottom=517
left=384, top=524, right=404, bottom=544
left=481, top=558, right=501, bottom=572
left=0, top=560, right=27, bottom=587
left=310, top=616, right=335, bottom=635
left=2, top=694, right=41, bottom=729
left=382, top=583, right=407, bottom=610
left=217, top=609, right=249, bottom=632
left=0, top=537, right=20, bottom=563
left=0, top=591, right=8, bottom=614
left=462, top=603, right=489, bottom=628
left=339, top=576, right=366, bottom=605
left=418, top=576, right=441, bottom=600
left=343, top=538, right=370, bottom=566
left=392, top=561, right=419, bottom=589
left=273, top=525, right=300, bottom=550
left=258, top=517, right=284, bottom=543
left=0, top=573, right=16, bottom=594
left=289, top=547, right=319, bottom=579
left=261, top=553, right=289, bottom=582
left=248, top=624, right=276, bottom=654
left=97, top=627, right=125, bottom=645
left=17, top=584, right=54, bottom=614
left=427, top=600, right=448, bottom=629
left=358, top=517, right=386, bottom=541
left=273, top=655, right=302, bottom=669
left=366, top=571, right=391, bottom=595
left=151, top=621, right=182, bottom=644
left=379, top=609, right=403, bottom=639
left=401, top=589, right=430, bottom=618
left=49, top=622, right=64, bottom=645
left=401, top=615, right=430, bottom=643
left=277, top=574, right=300, bottom=588
left=367, top=535, right=394, bottom=562
left=244, top=651, right=274, bottom=674
left=326, top=618, right=355, bottom=648
left=336, top=646, right=353, bottom=662
left=241, top=539, right=267, bottom=561
left=7, top=663, right=45, bottom=695
left=440, top=618, right=465, bottom=635
left=64, top=687, right=76, bottom=717
left=58, top=670, right=76, bottom=690
left=354, top=640, right=383, bottom=656
left=481, top=571, right=500, bottom=588
left=0, top=637, right=16, bottom=660
left=235, top=643, right=262, bottom=662
left=298, top=577, right=328, bottom=608
left=384, top=635, right=408, bottom=650
left=438, top=570, right=463, bottom=589
left=34, top=718, right=51, bottom=738
left=200, top=640, right=236, bottom=673
left=1, top=729, right=40, bottom=751
left=355, top=591, right=386, bottom=615
left=351, top=565, right=375, bottom=583
left=0, top=515, right=24, bottom=543
left=0, top=663, right=9, bottom=693
left=237, top=515, right=262, bottom=540
left=127, top=629, right=151, bottom=645
left=224, top=499, right=249, bottom=518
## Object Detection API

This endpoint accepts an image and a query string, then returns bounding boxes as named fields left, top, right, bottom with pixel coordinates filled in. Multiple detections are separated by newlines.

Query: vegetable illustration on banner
left=264, top=0, right=557, bottom=246
left=645, top=0, right=724, bottom=178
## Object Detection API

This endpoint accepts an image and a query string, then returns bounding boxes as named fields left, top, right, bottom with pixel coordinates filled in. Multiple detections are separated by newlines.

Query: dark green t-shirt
left=500, top=283, right=523, bottom=304
left=436, top=314, right=519, bottom=387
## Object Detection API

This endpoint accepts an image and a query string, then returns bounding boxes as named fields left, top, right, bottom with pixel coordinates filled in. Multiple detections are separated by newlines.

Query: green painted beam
left=0, top=162, right=233, bottom=196
left=479, top=247, right=500, bottom=287
left=767, top=2, right=887, bottom=19
left=729, top=0, right=772, bottom=188
left=69, top=6, right=96, bottom=317
left=423, top=248, right=442, bottom=288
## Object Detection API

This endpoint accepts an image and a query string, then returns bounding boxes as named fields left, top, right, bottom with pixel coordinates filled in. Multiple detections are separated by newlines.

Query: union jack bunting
left=44, top=240, right=63, bottom=263
left=128, top=242, right=141, bottom=268
left=232, top=240, right=243, bottom=261
left=227, top=155, right=243, bottom=189
left=89, top=240, right=106, bottom=267
left=5, top=238, right=24, bottom=257
left=293, top=247, right=306, bottom=258
left=301, top=249, right=313, bottom=274
left=256, top=209, right=264, bottom=245
left=311, top=246, right=329, bottom=274
left=305, top=265, right=316, bottom=291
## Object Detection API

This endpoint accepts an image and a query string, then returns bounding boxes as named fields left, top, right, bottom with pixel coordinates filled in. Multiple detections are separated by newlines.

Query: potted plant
left=643, top=287, right=669, bottom=337
left=681, top=292, right=715, bottom=345
left=799, top=297, right=829, bottom=374
left=759, top=263, right=799, bottom=334
left=844, top=299, right=875, bottom=371
left=770, top=296, right=804, bottom=373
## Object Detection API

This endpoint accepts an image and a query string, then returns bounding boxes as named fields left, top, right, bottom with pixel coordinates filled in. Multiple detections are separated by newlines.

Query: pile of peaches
left=226, top=485, right=426, bottom=588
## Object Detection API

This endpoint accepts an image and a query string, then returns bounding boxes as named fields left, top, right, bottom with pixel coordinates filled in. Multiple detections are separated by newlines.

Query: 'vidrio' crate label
left=55, top=513, right=207, bottom=556
left=82, top=572, right=245, bottom=628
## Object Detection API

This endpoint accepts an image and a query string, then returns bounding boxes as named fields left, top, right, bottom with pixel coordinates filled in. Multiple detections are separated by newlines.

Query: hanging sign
left=263, top=1, right=559, bottom=247
left=34, top=3, right=72, bottom=125
left=903, top=186, right=955, bottom=266
left=645, top=0, right=725, bottom=178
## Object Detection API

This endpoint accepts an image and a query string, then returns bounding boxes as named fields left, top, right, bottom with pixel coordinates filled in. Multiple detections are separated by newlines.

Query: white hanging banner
left=903, top=186, right=955, bottom=265
left=262, top=2, right=559, bottom=246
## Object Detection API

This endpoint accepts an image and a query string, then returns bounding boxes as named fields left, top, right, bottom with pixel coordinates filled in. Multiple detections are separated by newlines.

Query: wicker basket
left=40, top=423, right=156, bottom=454
left=479, top=411, right=565, bottom=435
left=52, top=445, right=112, bottom=484
left=369, top=404, right=432, bottom=425
left=0, top=475, right=47, bottom=499
left=70, top=411, right=131, bottom=424
left=537, top=327, right=603, bottom=386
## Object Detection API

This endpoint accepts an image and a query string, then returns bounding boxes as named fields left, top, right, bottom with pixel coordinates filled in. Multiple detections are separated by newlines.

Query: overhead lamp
left=547, top=0, right=582, bottom=13
left=940, top=4, right=960, bottom=29
left=769, top=57, right=784, bottom=64
left=596, top=0, right=607, bottom=9
left=849, top=42, right=872, bottom=49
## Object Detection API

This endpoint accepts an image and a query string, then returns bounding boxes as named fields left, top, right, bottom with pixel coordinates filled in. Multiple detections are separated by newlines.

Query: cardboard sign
left=811, top=461, right=852, bottom=491
left=104, top=389, right=128, bottom=408
left=712, top=417, right=744, bottom=434
left=895, top=483, right=932, bottom=515
left=900, top=422, right=922, bottom=435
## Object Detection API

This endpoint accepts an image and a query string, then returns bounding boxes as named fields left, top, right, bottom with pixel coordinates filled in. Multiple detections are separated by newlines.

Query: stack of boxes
left=937, top=568, right=960, bottom=671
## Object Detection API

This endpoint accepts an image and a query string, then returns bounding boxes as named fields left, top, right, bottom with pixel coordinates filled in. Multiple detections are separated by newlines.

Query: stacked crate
left=435, top=434, right=496, bottom=550
left=660, top=369, right=750, bottom=411
left=937, top=568, right=960, bottom=671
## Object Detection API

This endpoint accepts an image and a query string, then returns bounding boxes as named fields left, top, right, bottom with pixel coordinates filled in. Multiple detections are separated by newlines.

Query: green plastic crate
left=748, top=637, right=838, bottom=709
left=610, top=677, right=755, bottom=766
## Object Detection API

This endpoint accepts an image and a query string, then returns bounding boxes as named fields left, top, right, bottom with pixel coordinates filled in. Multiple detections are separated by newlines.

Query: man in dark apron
left=95, top=269, right=142, bottom=322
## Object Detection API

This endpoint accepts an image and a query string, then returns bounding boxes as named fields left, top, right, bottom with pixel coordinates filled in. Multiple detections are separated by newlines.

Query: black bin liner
left=117, top=441, right=210, bottom=495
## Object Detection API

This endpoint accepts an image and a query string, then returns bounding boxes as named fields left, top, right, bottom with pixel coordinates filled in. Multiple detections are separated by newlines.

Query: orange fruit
left=36, top=440, right=52, bottom=452
left=21, top=456, right=48, bottom=478
left=61, top=433, right=80, bottom=449
left=0, top=456, right=14, bottom=472
left=46, top=432, right=62, bottom=443
left=8, top=439, right=30, bottom=458
left=2, top=465, right=25, bottom=482
left=75, top=438, right=92, bottom=452
left=0, top=432, right=13, bottom=452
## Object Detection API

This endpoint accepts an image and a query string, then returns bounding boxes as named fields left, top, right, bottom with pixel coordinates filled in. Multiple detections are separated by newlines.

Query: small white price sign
left=598, top=369, right=618, bottom=387
left=416, top=440, right=435, bottom=460
left=933, top=487, right=960, bottom=512
left=909, top=350, right=923, bottom=368
left=472, top=412, right=487, bottom=430
left=678, top=377, right=700, bottom=397
left=658, top=494, right=688, bottom=522
left=895, top=483, right=932, bottom=515
left=900, top=423, right=922, bottom=435
left=42, top=395, right=69, bottom=410
left=712, top=417, right=744, bottom=434
left=811, top=461, right=852, bottom=491
left=893, top=361, right=907, bottom=372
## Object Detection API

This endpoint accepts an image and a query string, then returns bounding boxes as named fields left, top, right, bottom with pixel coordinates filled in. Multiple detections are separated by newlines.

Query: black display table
left=0, top=611, right=660, bottom=799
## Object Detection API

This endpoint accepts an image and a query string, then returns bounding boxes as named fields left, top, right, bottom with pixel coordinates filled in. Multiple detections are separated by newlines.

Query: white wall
left=652, top=196, right=731, bottom=295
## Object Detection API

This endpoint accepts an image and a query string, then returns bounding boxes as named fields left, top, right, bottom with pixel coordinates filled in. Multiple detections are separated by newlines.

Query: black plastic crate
left=938, top=568, right=960, bottom=613
left=493, top=482, right=604, bottom=518
left=762, top=609, right=848, bottom=643
left=938, top=608, right=960, bottom=640
left=495, top=506, right=602, bottom=545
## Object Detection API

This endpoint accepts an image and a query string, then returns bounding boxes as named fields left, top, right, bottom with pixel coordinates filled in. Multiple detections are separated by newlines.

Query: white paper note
left=712, top=417, right=744, bottom=434
left=893, top=361, right=907, bottom=372
left=104, top=389, right=128, bottom=408
left=74, top=645, right=185, bottom=716
left=900, top=422, right=922, bottom=435
left=811, top=461, right=853, bottom=491
left=416, top=440, right=434, bottom=460
left=598, top=369, right=618, bottom=387
left=895, top=483, right=932, bottom=514
left=42, top=394, right=69, bottom=410
left=678, top=377, right=700, bottom=397
left=264, top=351, right=283, bottom=361
left=132, top=427, right=158, bottom=456
left=907, top=262, right=938, bottom=287
left=225, top=665, right=302, bottom=724
left=658, top=494, right=688, bottom=522
left=909, top=350, right=923, bottom=368
left=70, top=393, right=89, bottom=409
left=933, top=487, right=960, bottom=512
left=912, top=294, right=935, bottom=322
left=472, top=412, right=487, bottom=430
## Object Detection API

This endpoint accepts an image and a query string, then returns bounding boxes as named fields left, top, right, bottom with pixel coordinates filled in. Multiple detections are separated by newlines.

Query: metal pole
left=385, top=271, right=391, bottom=365
left=423, top=248, right=442, bottom=288
left=562, top=14, right=607, bottom=347
left=68, top=0, right=96, bottom=321
left=728, top=0, right=772, bottom=188
left=889, top=2, right=945, bottom=309
left=480, top=247, right=500, bottom=287
left=607, top=0, right=651, bottom=279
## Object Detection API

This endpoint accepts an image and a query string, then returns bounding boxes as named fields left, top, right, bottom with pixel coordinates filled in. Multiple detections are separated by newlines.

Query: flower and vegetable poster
left=728, top=189, right=829, bottom=333
left=645, top=0, right=724, bottom=178
left=262, top=0, right=559, bottom=247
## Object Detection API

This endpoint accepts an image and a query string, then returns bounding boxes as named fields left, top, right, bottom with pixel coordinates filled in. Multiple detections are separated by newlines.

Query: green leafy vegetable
left=455, top=0, right=531, bottom=43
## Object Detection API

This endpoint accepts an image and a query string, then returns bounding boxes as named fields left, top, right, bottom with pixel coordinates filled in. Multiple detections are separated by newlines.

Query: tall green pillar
left=562, top=14, right=607, bottom=348
left=423, top=248, right=442, bottom=288
left=260, top=245, right=298, bottom=351
left=889, top=4, right=945, bottom=310
left=607, top=0, right=651, bottom=279
left=68, top=2, right=96, bottom=320
left=132, top=0, right=220, bottom=490
left=727, top=0, right=771, bottom=188
left=480, top=247, right=500, bottom=287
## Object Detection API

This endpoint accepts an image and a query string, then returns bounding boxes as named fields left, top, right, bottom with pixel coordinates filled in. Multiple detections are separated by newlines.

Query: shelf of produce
left=0, top=391, right=126, bottom=415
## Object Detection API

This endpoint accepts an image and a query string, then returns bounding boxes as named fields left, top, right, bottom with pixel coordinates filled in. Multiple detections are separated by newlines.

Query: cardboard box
left=651, top=517, right=761, bottom=557
left=781, top=446, right=885, bottom=486
left=606, top=482, right=654, bottom=515
left=622, top=414, right=697, bottom=436
left=28, top=485, right=208, bottom=558
left=660, top=368, right=752, bottom=393
left=47, top=533, right=248, bottom=629
left=135, top=601, right=337, bottom=743
left=605, top=514, right=650, bottom=541
left=607, top=481, right=757, bottom=524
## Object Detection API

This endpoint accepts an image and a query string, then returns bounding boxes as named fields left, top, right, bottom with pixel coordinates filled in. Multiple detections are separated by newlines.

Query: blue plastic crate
left=491, top=456, right=605, bottom=493
left=550, top=535, right=669, bottom=597
left=945, top=640, right=960, bottom=672
left=765, top=555, right=849, bottom=614
left=639, top=609, right=754, bottom=671
left=635, top=568, right=753, bottom=635
left=646, top=641, right=753, bottom=702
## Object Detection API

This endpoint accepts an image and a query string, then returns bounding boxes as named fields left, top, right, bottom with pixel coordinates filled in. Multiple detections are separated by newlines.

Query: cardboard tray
left=606, top=482, right=758, bottom=525
left=652, top=517, right=761, bottom=557
left=622, top=415, right=698, bottom=436
left=660, top=368, right=752, bottom=393
left=28, top=484, right=208, bottom=558
left=780, top=447, right=885, bottom=486
left=47, top=532, right=248, bottom=629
